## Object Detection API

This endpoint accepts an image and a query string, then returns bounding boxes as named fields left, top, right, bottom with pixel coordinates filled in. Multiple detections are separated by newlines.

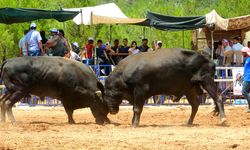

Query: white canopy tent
left=63, top=3, right=130, bottom=25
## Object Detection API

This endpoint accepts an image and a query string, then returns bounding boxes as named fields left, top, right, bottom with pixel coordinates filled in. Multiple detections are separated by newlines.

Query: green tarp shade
left=146, top=11, right=206, bottom=30
left=0, top=8, right=79, bottom=24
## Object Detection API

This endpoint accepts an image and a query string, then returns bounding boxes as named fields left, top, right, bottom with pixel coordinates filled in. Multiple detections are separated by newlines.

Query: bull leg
left=5, top=91, right=26, bottom=123
left=5, top=100, right=16, bottom=123
left=202, top=80, right=226, bottom=124
left=64, top=108, right=75, bottom=124
left=132, top=102, right=144, bottom=127
left=132, top=87, right=146, bottom=127
left=186, top=89, right=200, bottom=125
left=0, top=94, right=11, bottom=122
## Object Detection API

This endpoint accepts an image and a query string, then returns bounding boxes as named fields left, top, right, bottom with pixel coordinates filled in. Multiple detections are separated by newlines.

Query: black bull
left=0, top=57, right=110, bottom=124
left=104, top=48, right=226, bottom=126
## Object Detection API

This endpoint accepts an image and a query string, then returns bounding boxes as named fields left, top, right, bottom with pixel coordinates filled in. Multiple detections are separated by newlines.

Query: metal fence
left=0, top=66, right=247, bottom=107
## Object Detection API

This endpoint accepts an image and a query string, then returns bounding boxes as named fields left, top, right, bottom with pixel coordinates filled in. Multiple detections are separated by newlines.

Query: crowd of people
left=19, top=22, right=163, bottom=66
left=204, top=36, right=250, bottom=67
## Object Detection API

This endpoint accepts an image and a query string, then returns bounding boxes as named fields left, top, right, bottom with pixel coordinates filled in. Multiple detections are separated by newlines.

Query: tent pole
left=90, top=11, right=96, bottom=65
left=182, top=30, right=185, bottom=48
left=109, top=25, right=112, bottom=43
left=143, top=26, right=146, bottom=39
left=210, top=30, right=214, bottom=60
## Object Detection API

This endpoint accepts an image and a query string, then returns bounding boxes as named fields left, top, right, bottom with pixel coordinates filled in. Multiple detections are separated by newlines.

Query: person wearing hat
left=156, top=41, right=162, bottom=50
left=49, top=28, right=58, bottom=39
left=241, top=47, right=250, bottom=113
left=82, top=37, right=95, bottom=65
left=46, top=28, right=67, bottom=57
left=25, top=22, right=44, bottom=56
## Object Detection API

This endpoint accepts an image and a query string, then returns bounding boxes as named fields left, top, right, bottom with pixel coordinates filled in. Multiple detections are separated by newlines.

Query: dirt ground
left=0, top=105, right=250, bottom=150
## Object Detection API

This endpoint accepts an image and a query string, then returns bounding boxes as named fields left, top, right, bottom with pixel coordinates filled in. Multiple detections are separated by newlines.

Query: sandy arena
left=0, top=105, right=250, bottom=150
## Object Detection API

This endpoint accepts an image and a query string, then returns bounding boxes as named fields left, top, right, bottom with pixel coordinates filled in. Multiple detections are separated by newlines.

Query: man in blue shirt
left=241, top=47, right=250, bottom=112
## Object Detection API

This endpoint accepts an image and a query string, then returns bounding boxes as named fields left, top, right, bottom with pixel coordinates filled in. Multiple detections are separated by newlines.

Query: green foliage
left=0, top=0, right=250, bottom=61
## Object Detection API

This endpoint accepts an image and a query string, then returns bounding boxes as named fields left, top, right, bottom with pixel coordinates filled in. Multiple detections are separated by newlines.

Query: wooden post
left=211, top=30, right=214, bottom=60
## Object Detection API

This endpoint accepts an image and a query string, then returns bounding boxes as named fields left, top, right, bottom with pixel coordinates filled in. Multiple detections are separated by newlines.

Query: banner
left=232, top=67, right=244, bottom=95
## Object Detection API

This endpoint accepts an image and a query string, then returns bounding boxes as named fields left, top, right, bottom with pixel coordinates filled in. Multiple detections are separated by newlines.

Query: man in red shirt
left=83, top=37, right=95, bottom=65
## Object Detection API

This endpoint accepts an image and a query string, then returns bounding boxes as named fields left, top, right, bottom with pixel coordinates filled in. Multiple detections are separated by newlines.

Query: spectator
left=96, top=40, right=106, bottom=64
left=156, top=41, right=162, bottom=50
left=49, top=28, right=58, bottom=39
left=25, top=23, right=44, bottom=56
left=40, top=30, right=48, bottom=44
left=111, top=39, right=120, bottom=53
left=82, top=37, right=95, bottom=65
left=204, top=40, right=212, bottom=57
left=215, top=41, right=224, bottom=66
left=128, top=41, right=140, bottom=55
left=241, top=47, right=250, bottom=113
left=46, top=28, right=67, bottom=57
left=232, top=37, right=244, bottom=51
left=148, top=40, right=157, bottom=52
left=99, top=42, right=114, bottom=75
left=40, top=30, right=48, bottom=55
left=138, top=38, right=150, bottom=52
left=222, top=39, right=233, bottom=66
left=58, top=29, right=71, bottom=51
left=104, top=42, right=115, bottom=65
left=70, top=50, right=81, bottom=62
left=119, top=38, right=129, bottom=53
left=19, top=29, right=29, bottom=57
left=247, top=41, right=250, bottom=49
left=71, top=42, right=80, bottom=54
left=111, top=39, right=121, bottom=64
left=63, top=50, right=71, bottom=59
left=232, top=37, right=244, bottom=66
left=118, top=38, right=130, bottom=61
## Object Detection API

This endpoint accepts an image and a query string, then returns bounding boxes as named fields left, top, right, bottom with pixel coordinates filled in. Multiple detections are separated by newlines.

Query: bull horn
left=95, top=91, right=102, bottom=94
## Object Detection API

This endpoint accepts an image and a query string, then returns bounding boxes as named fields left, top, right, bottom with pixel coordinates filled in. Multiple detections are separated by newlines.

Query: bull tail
left=0, top=60, right=8, bottom=79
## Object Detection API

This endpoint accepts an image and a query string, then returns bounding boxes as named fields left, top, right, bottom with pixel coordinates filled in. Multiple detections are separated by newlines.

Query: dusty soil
left=0, top=105, right=250, bottom=150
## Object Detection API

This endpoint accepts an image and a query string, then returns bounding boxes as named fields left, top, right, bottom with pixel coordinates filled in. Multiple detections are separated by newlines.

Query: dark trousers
left=242, top=81, right=250, bottom=109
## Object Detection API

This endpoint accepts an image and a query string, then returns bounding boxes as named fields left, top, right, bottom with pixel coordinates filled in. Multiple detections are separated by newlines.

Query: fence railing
left=0, top=66, right=247, bottom=106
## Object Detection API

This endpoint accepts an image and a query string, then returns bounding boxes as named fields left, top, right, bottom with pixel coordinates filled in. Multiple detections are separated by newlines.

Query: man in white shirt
left=222, top=39, right=233, bottom=66
left=232, top=37, right=244, bottom=66
left=232, top=37, right=244, bottom=51
left=25, top=23, right=44, bottom=56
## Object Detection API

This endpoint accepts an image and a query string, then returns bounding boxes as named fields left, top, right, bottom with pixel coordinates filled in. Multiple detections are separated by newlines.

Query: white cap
left=105, top=42, right=110, bottom=46
left=30, top=22, right=36, bottom=28
left=88, top=37, right=94, bottom=41
left=157, top=41, right=162, bottom=44
left=72, top=42, right=79, bottom=47
left=50, top=28, right=58, bottom=33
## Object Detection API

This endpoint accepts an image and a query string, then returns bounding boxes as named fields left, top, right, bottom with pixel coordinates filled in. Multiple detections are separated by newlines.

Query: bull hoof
left=220, top=117, right=227, bottom=125
left=104, top=118, right=111, bottom=124
left=68, top=120, right=75, bottom=124
left=132, top=123, right=139, bottom=127
left=95, top=119, right=105, bottom=125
